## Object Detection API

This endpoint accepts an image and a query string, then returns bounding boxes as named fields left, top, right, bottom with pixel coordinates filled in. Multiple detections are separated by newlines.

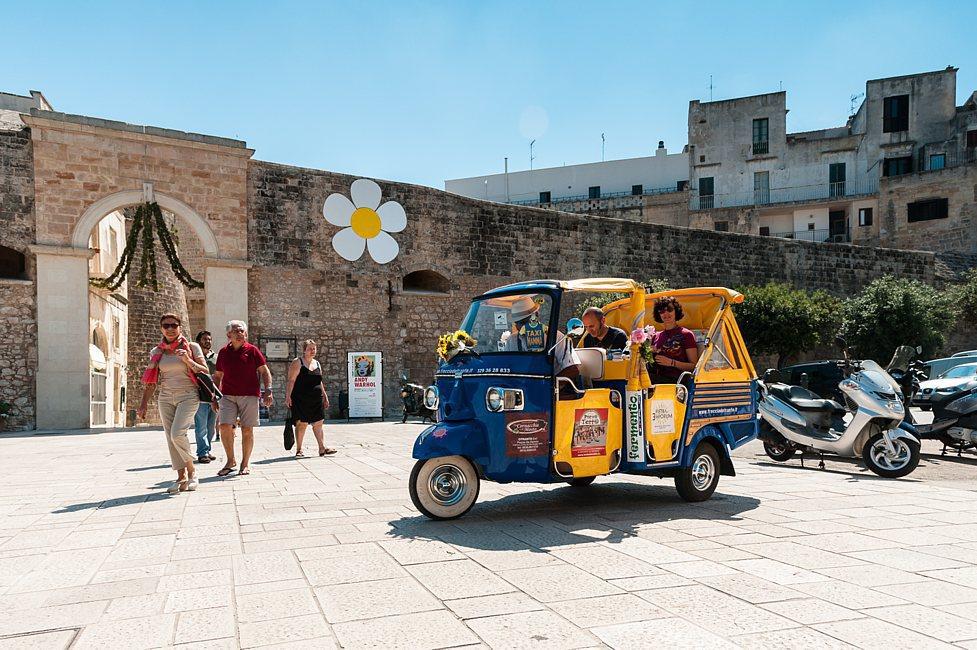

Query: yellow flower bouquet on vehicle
left=437, top=330, right=478, bottom=362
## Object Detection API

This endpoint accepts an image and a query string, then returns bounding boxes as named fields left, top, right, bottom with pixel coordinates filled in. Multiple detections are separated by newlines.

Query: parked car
left=912, top=362, right=977, bottom=410
left=952, top=350, right=977, bottom=358
left=777, top=360, right=846, bottom=403
left=920, top=354, right=977, bottom=382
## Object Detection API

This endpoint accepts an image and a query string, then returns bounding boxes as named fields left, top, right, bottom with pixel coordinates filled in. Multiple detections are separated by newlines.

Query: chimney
left=655, top=140, right=667, bottom=157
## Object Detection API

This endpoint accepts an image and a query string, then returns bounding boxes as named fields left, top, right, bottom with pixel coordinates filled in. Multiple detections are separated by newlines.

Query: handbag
left=194, top=372, right=223, bottom=404
left=283, top=411, right=295, bottom=450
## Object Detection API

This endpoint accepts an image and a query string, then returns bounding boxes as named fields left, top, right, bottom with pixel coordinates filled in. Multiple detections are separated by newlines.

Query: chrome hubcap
left=691, top=454, right=715, bottom=491
left=767, top=441, right=790, bottom=455
left=871, top=438, right=910, bottom=470
left=428, top=464, right=467, bottom=506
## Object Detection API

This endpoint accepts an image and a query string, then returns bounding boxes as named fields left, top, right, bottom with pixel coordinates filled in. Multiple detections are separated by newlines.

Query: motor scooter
left=758, top=339, right=921, bottom=478
left=400, top=371, right=436, bottom=423
left=888, top=346, right=977, bottom=454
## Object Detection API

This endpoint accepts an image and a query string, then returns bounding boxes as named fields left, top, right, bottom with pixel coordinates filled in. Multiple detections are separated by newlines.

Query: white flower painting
left=322, top=178, right=407, bottom=264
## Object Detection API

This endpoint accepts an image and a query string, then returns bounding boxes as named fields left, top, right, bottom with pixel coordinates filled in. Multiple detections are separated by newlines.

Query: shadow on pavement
left=388, top=480, right=762, bottom=551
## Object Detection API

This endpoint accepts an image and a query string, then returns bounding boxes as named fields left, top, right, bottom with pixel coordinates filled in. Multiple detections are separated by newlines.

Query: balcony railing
left=692, top=177, right=878, bottom=210
left=752, top=140, right=769, bottom=155
left=509, top=184, right=680, bottom=206
left=769, top=227, right=851, bottom=243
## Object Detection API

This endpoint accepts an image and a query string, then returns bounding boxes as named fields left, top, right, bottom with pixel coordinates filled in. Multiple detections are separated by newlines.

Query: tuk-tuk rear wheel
left=409, top=456, right=480, bottom=520
left=675, top=443, right=721, bottom=503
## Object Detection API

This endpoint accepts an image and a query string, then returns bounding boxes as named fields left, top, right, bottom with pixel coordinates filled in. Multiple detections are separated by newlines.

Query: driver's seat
left=576, top=348, right=605, bottom=380
left=768, top=383, right=846, bottom=414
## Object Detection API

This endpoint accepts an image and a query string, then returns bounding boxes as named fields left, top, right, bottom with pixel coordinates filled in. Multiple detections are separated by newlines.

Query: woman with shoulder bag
left=284, top=339, right=337, bottom=458
left=137, top=314, right=210, bottom=493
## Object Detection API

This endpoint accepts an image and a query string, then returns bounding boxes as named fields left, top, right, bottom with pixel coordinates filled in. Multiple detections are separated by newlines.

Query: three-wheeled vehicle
left=409, top=279, right=759, bottom=520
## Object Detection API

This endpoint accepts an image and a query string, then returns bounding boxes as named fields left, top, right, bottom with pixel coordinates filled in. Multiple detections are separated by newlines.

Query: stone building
left=0, top=90, right=972, bottom=432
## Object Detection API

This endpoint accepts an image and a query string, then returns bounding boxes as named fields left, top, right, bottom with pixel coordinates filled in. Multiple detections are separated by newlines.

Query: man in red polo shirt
left=213, top=320, right=273, bottom=476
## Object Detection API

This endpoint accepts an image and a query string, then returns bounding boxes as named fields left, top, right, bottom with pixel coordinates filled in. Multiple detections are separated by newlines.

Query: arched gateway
left=24, top=110, right=254, bottom=429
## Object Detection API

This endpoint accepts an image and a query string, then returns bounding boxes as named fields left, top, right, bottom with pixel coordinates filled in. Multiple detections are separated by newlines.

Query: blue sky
left=5, top=1, right=975, bottom=188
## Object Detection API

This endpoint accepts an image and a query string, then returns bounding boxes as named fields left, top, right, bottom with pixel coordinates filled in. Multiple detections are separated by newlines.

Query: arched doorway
left=34, top=189, right=248, bottom=429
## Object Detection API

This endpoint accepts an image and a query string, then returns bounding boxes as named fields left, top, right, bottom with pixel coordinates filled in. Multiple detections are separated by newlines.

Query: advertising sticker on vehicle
left=626, top=391, right=645, bottom=462
left=651, top=399, right=675, bottom=434
left=505, top=413, right=549, bottom=457
left=572, top=408, right=608, bottom=457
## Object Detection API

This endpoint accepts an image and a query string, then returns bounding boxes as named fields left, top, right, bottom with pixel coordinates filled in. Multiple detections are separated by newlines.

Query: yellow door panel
left=554, top=390, right=623, bottom=477
left=645, top=385, right=686, bottom=462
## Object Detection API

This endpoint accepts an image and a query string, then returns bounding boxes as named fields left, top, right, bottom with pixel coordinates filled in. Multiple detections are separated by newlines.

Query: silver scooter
left=757, top=342, right=921, bottom=478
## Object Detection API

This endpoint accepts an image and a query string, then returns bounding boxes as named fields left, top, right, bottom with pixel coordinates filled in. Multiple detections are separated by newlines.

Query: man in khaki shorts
left=213, top=320, right=273, bottom=476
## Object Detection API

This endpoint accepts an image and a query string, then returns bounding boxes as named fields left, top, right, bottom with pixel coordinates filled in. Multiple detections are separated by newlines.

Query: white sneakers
left=166, top=475, right=199, bottom=493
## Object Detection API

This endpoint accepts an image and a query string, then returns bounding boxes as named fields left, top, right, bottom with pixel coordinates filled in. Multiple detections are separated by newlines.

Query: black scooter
left=892, top=346, right=977, bottom=454
left=400, top=371, right=435, bottom=423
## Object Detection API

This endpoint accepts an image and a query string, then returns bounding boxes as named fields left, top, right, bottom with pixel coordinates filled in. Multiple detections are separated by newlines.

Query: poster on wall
left=347, top=352, right=383, bottom=418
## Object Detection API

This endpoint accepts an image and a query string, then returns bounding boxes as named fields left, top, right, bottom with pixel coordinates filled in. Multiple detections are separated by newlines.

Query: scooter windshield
left=860, top=359, right=903, bottom=398
left=887, top=346, right=915, bottom=373
left=460, top=293, right=555, bottom=355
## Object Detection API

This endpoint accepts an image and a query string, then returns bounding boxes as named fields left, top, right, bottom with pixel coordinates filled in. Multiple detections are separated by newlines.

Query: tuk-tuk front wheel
left=675, top=443, right=720, bottom=502
left=567, top=477, right=596, bottom=487
left=409, top=456, right=480, bottom=520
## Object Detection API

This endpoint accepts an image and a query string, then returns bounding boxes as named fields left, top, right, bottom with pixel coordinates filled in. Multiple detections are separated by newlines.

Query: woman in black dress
left=285, top=340, right=337, bottom=457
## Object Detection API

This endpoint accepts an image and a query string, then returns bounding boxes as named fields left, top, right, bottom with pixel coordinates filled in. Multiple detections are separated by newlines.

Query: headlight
left=840, top=379, right=860, bottom=392
left=423, top=386, right=439, bottom=410
left=485, top=387, right=524, bottom=412
left=675, top=385, right=688, bottom=405
left=937, top=386, right=959, bottom=394
left=889, top=400, right=904, bottom=413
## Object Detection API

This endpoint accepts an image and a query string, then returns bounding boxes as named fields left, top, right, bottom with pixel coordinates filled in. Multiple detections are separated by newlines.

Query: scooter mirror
left=399, top=371, right=408, bottom=380
left=916, top=346, right=922, bottom=354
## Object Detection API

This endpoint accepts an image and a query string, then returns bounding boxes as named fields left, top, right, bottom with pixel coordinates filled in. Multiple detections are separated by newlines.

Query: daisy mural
left=322, top=178, right=407, bottom=264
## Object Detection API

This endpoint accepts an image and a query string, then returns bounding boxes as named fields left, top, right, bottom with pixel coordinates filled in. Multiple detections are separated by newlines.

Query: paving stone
left=72, top=612, right=176, bottom=650
left=636, top=584, right=795, bottom=635
left=0, top=601, right=108, bottom=637
left=592, top=616, right=740, bottom=649
left=0, top=629, right=78, bottom=650
left=444, top=592, right=545, bottom=619
left=238, top=613, right=331, bottom=648
left=732, top=627, right=857, bottom=649
left=377, top=538, right=465, bottom=564
left=760, top=598, right=863, bottom=625
left=300, top=551, right=407, bottom=585
left=499, top=564, right=622, bottom=603
left=726, top=558, right=831, bottom=585
left=794, top=580, right=907, bottom=610
left=164, top=586, right=233, bottom=613
left=920, top=566, right=977, bottom=589
left=101, top=593, right=167, bottom=620
left=847, top=548, right=967, bottom=572
left=236, top=587, right=319, bottom=623
left=331, top=610, right=479, bottom=649
left=232, top=550, right=305, bottom=585
left=874, top=578, right=977, bottom=606
left=174, top=606, right=236, bottom=644
left=548, top=544, right=662, bottom=579
left=549, top=593, right=670, bottom=628
left=697, top=572, right=804, bottom=603
left=315, top=577, right=442, bottom=623
left=466, top=610, right=599, bottom=649
left=864, top=603, right=977, bottom=642
left=466, top=547, right=561, bottom=571
left=814, top=564, right=928, bottom=588
left=815, top=617, right=957, bottom=649
left=408, top=559, right=516, bottom=600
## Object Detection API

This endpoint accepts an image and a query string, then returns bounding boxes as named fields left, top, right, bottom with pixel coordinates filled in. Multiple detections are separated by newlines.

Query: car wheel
left=567, top=476, right=596, bottom=487
left=862, top=432, right=920, bottom=478
left=409, top=456, right=480, bottom=520
left=675, top=443, right=720, bottom=502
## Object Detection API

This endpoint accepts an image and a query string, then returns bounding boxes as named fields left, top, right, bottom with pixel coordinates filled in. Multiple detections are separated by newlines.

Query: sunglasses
left=161, top=322, right=180, bottom=329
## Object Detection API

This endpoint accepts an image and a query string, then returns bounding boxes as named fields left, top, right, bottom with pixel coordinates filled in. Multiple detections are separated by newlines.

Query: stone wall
left=0, top=111, right=36, bottom=430
left=247, top=160, right=939, bottom=418
left=538, top=191, right=690, bottom=227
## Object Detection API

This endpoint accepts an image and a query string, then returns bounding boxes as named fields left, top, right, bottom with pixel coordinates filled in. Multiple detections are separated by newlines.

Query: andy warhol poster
left=347, top=352, right=383, bottom=417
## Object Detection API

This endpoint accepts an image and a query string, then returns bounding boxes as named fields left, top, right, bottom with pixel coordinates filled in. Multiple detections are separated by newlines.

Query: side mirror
left=399, top=371, right=408, bottom=380
left=915, top=346, right=922, bottom=355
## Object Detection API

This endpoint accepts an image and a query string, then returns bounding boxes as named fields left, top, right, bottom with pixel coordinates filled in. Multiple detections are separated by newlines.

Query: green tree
left=577, top=278, right=671, bottom=313
left=838, top=275, right=956, bottom=363
left=954, top=268, right=977, bottom=325
left=734, top=282, right=839, bottom=368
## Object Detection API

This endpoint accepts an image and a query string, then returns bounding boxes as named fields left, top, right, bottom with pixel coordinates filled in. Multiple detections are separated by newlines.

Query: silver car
left=913, top=362, right=977, bottom=410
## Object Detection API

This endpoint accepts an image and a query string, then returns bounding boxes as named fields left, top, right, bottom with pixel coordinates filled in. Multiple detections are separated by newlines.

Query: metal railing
left=768, top=227, right=850, bottom=243
left=692, top=176, right=879, bottom=210
left=752, top=140, right=769, bottom=155
left=509, top=184, right=680, bottom=206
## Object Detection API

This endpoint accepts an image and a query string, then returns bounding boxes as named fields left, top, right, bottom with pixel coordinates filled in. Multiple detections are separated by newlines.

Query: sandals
left=217, top=466, right=236, bottom=477
left=320, top=448, right=338, bottom=456
left=238, top=467, right=251, bottom=476
left=166, top=480, right=184, bottom=494
left=295, top=450, right=305, bottom=458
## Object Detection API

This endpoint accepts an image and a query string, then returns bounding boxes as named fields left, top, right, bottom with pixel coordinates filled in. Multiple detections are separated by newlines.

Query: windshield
left=940, top=364, right=977, bottom=379
left=887, top=345, right=916, bottom=373
left=460, top=292, right=555, bottom=354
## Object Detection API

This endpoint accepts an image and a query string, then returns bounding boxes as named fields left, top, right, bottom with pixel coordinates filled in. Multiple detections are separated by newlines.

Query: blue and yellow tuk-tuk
left=409, top=278, right=759, bottom=520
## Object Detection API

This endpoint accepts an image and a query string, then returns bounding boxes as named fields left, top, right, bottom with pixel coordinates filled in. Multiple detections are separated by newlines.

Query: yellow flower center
left=350, top=207, right=382, bottom=239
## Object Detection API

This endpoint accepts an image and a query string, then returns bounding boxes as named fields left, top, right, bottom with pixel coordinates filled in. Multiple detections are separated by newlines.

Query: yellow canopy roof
left=561, top=278, right=642, bottom=292
left=647, top=287, right=743, bottom=304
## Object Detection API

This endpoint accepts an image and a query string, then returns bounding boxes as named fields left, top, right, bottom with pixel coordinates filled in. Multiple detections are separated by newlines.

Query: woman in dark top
left=285, top=339, right=337, bottom=457
left=650, top=296, right=700, bottom=384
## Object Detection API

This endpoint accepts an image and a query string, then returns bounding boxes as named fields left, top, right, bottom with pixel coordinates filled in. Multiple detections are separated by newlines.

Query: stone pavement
left=2, top=421, right=977, bottom=649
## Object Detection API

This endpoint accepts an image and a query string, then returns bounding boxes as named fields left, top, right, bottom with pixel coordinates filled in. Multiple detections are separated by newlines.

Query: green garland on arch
left=89, top=202, right=204, bottom=291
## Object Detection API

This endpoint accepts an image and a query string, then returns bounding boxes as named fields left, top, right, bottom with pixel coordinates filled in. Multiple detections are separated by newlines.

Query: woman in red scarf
left=137, top=313, right=209, bottom=493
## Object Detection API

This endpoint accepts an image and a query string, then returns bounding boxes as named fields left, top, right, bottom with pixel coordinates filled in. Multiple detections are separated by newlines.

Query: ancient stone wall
left=247, top=160, right=938, bottom=418
left=0, top=112, right=36, bottom=430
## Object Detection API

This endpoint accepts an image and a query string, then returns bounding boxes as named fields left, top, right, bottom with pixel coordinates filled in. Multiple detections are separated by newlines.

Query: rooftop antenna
left=709, top=74, right=713, bottom=101
left=601, top=133, right=605, bottom=162
left=779, top=80, right=783, bottom=91
left=530, top=139, right=536, bottom=171
left=849, top=92, right=865, bottom=116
